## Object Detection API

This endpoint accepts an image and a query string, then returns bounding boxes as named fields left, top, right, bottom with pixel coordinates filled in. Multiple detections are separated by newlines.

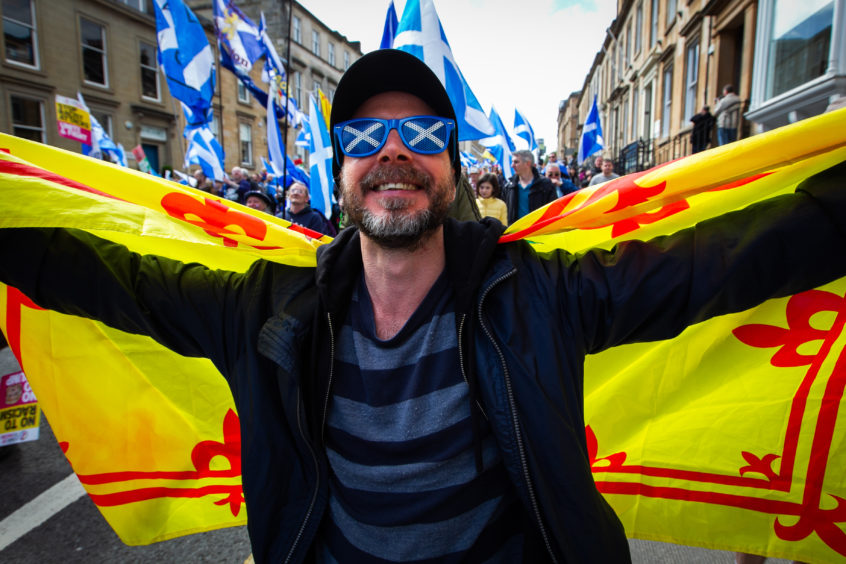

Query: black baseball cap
left=330, top=49, right=460, bottom=182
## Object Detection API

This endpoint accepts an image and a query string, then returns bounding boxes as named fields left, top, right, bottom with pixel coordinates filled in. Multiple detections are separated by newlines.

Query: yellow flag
left=318, top=88, right=332, bottom=131
left=0, top=107, right=845, bottom=558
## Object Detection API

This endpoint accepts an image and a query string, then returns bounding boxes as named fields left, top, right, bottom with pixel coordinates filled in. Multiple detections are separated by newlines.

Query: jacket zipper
left=284, top=312, right=336, bottom=564
left=477, top=269, right=558, bottom=563
left=457, top=313, right=488, bottom=419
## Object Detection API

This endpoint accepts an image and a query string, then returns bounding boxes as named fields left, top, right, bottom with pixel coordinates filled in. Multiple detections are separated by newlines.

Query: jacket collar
left=314, top=218, right=507, bottom=316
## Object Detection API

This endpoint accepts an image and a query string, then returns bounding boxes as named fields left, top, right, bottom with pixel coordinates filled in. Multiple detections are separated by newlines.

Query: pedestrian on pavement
left=588, top=158, right=620, bottom=185
left=501, top=150, right=558, bottom=224
left=714, top=84, right=741, bottom=146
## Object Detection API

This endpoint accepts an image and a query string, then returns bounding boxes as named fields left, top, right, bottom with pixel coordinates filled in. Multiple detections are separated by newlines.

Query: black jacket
left=502, top=167, right=558, bottom=224
left=1, top=162, right=845, bottom=563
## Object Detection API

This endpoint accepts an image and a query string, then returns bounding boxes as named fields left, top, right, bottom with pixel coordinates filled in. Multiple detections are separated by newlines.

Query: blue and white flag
left=578, top=95, right=604, bottom=165
left=185, top=124, right=226, bottom=181
left=153, top=0, right=215, bottom=118
left=513, top=108, right=538, bottom=151
left=380, top=0, right=398, bottom=49
left=77, top=93, right=124, bottom=166
left=213, top=0, right=267, bottom=106
left=295, top=115, right=312, bottom=148
left=307, top=94, right=335, bottom=219
left=480, top=107, right=515, bottom=178
left=393, top=0, right=493, bottom=140
left=459, top=151, right=477, bottom=169
left=259, top=13, right=299, bottom=126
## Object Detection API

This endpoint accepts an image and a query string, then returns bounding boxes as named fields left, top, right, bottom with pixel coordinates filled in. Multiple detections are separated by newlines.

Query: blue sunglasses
left=333, top=115, right=456, bottom=164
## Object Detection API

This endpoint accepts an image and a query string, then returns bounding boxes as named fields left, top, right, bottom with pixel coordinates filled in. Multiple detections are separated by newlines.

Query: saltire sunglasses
left=333, top=116, right=456, bottom=165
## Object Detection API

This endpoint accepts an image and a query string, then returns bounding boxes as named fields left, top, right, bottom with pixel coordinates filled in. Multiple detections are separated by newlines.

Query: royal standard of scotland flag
left=514, top=108, right=538, bottom=151
left=579, top=95, right=605, bottom=165
left=393, top=0, right=493, bottom=140
left=153, top=0, right=215, bottom=118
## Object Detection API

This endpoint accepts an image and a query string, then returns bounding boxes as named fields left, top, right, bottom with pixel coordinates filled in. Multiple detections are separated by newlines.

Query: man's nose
left=377, top=128, right=411, bottom=163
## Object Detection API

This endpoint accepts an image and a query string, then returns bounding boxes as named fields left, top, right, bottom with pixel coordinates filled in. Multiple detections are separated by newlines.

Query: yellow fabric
left=475, top=197, right=508, bottom=225
left=318, top=88, right=332, bottom=131
left=0, top=107, right=845, bottom=559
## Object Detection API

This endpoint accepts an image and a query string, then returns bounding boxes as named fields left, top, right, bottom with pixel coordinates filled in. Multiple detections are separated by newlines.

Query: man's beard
left=341, top=164, right=453, bottom=251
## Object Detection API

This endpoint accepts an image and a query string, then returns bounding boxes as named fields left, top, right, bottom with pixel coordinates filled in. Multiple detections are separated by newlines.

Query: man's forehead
left=351, top=90, right=438, bottom=119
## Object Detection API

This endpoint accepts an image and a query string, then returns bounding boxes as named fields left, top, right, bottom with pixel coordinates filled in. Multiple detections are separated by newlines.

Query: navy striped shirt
left=316, top=271, right=523, bottom=562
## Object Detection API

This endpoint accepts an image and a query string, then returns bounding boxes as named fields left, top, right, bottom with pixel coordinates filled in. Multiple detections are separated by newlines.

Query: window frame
left=661, top=63, right=673, bottom=138
left=344, top=51, right=350, bottom=70
left=139, top=40, right=160, bottom=101
left=80, top=16, right=108, bottom=88
left=328, top=42, right=335, bottom=67
left=10, top=94, right=45, bottom=143
left=239, top=122, right=253, bottom=167
left=292, top=16, right=301, bottom=44
left=634, top=2, right=643, bottom=55
left=3, top=0, right=39, bottom=69
left=237, top=81, right=250, bottom=104
left=683, top=38, right=700, bottom=122
left=311, top=29, right=320, bottom=57
left=650, top=0, right=659, bottom=48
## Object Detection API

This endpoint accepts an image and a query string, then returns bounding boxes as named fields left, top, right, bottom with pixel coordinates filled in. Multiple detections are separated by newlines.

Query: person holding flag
left=1, top=48, right=846, bottom=564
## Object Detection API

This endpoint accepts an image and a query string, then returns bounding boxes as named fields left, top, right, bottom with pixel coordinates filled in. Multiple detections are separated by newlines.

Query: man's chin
left=356, top=209, right=441, bottom=251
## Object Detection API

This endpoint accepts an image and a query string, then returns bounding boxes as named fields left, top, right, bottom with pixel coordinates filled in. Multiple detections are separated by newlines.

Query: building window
left=3, top=0, right=38, bottom=68
left=328, top=87, right=335, bottom=102
left=140, top=41, right=159, bottom=100
left=311, top=30, right=320, bottom=57
left=635, top=2, right=643, bottom=54
left=650, top=0, right=658, bottom=48
left=292, top=16, right=301, bottom=44
left=632, top=87, right=639, bottom=139
left=765, top=0, right=833, bottom=99
left=344, top=50, right=350, bottom=70
left=119, top=0, right=150, bottom=14
left=684, top=38, right=699, bottom=121
left=211, top=113, right=220, bottom=140
left=237, top=81, right=250, bottom=104
left=328, top=42, right=335, bottom=66
left=621, top=95, right=629, bottom=144
left=81, top=18, right=108, bottom=86
left=239, top=122, right=252, bottom=166
left=293, top=71, right=302, bottom=108
left=312, top=78, right=322, bottom=96
left=625, top=23, right=631, bottom=67
left=10, top=95, right=44, bottom=142
left=666, top=0, right=677, bottom=29
left=662, top=63, right=673, bottom=138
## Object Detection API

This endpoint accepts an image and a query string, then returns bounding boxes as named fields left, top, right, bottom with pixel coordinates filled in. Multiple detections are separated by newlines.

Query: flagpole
left=281, top=0, right=295, bottom=193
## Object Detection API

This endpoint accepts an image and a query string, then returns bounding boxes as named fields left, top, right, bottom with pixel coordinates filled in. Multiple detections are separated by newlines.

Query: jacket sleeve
left=550, top=160, right=846, bottom=353
left=0, top=227, right=251, bottom=361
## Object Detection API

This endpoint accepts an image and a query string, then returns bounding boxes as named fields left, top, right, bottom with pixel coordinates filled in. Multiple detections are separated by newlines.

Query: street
left=0, top=345, right=786, bottom=563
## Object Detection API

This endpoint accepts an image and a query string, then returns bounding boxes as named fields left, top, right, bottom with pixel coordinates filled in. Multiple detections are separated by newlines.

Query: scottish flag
left=213, top=0, right=267, bottom=106
left=393, top=0, right=493, bottom=140
left=307, top=94, right=335, bottom=219
left=77, top=93, right=125, bottom=166
left=259, top=12, right=300, bottom=125
left=459, top=151, right=477, bottom=169
left=514, top=108, right=538, bottom=151
left=480, top=107, right=515, bottom=178
left=153, top=0, right=215, bottom=117
left=184, top=122, right=225, bottom=181
left=380, top=0, right=398, bottom=49
left=296, top=116, right=312, bottom=148
left=578, top=95, right=604, bottom=165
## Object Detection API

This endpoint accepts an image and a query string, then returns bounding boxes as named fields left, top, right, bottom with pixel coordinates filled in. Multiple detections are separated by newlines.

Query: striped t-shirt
left=316, top=271, right=524, bottom=562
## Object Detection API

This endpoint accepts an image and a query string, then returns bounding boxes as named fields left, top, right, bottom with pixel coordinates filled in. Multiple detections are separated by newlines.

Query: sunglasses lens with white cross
left=333, top=116, right=455, bottom=161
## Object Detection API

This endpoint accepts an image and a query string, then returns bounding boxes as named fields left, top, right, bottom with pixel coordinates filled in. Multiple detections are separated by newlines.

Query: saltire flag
left=306, top=93, right=335, bottom=219
left=295, top=116, right=312, bottom=149
left=459, top=151, right=477, bottom=169
left=380, top=0, right=398, bottom=49
left=513, top=108, right=538, bottom=151
left=480, top=106, right=515, bottom=178
left=152, top=0, right=215, bottom=119
left=213, top=0, right=268, bottom=107
left=393, top=0, right=494, bottom=140
left=77, top=93, right=124, bottom=166
left=578, top=94, right=604, bottom=165
left=184, top=124, right=226, bottom=182
left=1, top=107, right=846, bottom=561
left=259, top=12, right=300, bottom=126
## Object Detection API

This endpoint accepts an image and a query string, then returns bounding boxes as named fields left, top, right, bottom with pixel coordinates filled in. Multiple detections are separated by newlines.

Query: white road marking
left=0, top=473, right=87, bottom=551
